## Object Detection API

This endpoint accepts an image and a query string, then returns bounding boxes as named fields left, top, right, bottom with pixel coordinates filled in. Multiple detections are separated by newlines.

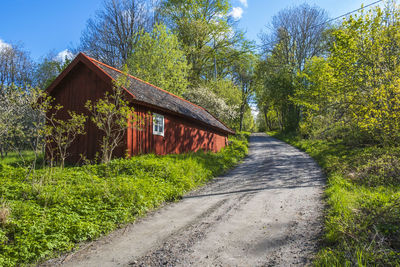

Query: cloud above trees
left=0, top=39, right=11, bottom=51
left=229, top=0, right=248, bottom=20
left=229, top=7, right=244, bottom=20
left=55, top=49, right=74, bottom=62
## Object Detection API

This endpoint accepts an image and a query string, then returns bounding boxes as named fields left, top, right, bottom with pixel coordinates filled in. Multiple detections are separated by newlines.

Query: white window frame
left=153, top=113, right=165, bottom=136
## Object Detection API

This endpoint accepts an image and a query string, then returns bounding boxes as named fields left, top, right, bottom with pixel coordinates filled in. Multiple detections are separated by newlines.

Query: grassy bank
left=269, top=132, right=400, bottom=266
left=0, top=133, right=249, bottom=266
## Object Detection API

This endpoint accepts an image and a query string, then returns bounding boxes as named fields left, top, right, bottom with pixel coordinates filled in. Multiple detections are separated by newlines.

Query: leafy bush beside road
left=0, top=135, right=248, bottom=266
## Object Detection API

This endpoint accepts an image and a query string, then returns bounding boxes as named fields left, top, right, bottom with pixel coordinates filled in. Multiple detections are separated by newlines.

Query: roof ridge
left=85, top=55, right=210, bottom=113
left=79, top=53, right=136, bottom=99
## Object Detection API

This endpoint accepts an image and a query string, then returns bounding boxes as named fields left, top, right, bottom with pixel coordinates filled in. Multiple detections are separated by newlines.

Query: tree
left=0, top=86, right=20, bottom=157
left=0, top=85, right=85, bottom=170
left=205, top=78, right=241, bottom=107
left=86, top=71, right=136, bottom=163
left=231, top=51, right=258, bottom=131
left=161, top=0, right=247, bottom=84
left=260, top=3, right=328, bottom=71
left=79, top=0, right=158, bottom=67
left=241, top=107, right=256, bottom=132
left=34, top=52, right=72, bottom=89
left=127, top=23, right=189, bottom=96
left=255, top=111, right=267, bottom=132
left=0, top=86, right=44, bottom=164
left=256, top=43, right=300, bottom=132
left=257, top=4, right=329, bottom=132
left=44, top=107, right=87, bottom=169
left=0, top=43, right=33, bottom=94
left=0, top=85, right=87, bottom=169
left=184, top=85, right=238, bottom=127
left=293, top=4, right=400, bottom=144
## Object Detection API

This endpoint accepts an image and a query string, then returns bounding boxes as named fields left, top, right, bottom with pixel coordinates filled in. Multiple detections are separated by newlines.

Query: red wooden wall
left=49, top=62, right=125, bottom=163
left=127, top=105, right=228, bottom=156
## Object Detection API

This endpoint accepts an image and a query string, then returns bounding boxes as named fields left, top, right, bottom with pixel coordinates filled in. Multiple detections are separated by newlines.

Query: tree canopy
left=293, top=5, right=400, bottom=144
left=127, top=23, right=189, bottom=96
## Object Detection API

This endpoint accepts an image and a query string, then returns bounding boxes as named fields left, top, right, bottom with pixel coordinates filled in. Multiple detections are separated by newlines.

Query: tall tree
left=127, top=23, right=189, bottom=96
left=161, top=0, right=247, bottom=84
left=0, top=43, right=33, bottom=94
left=79, top=0, right=159, bottom=67
left=231, top=51, right=258, bottom=131
left=257, top=4, right=328, bottom=131
left=260, top=3, right=328, bottom=70
left=33, top=52, right=72, bottom=90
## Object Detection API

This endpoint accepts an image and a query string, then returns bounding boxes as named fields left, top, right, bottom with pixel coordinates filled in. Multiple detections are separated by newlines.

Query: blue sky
left=0, top=0, right=383, bottom=61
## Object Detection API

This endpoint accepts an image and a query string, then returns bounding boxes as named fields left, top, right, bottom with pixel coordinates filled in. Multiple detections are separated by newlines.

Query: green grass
left=268, top=132, right=400, bottom=266
left=0, top=151, right=44, bottom=168
left=0, top=133, right=249, bottom=266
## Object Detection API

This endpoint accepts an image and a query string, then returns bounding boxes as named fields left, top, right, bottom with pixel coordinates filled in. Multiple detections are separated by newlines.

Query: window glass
left=153, top=113, right=164, bottom=136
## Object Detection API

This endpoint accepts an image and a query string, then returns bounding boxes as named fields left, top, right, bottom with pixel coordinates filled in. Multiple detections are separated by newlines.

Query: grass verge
left=268, top=131, right=400, bottom=266
left=0, top=133, right=249, bottom=266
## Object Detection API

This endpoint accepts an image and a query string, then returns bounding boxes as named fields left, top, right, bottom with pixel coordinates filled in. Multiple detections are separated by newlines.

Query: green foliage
left=231, top=52, right=258, bottom=131
left=241, top=108, right=256, bottom=133
left=184, top=85, right=238, bottom=128
left=255, top=46, right=300, bottom=132
left=255, top=112, right=267, bottom=132
left=45, top=109, right=87, bottom=168
left=0, top=86, right=49, bottom=169
left=270, top=132, right=400, bottom=266
left=160, top=0, right=248, bottom=84
left=233, top=131, right=251, bottom=142
left=204, top=78, right=241, bottom=107
left=34, top=55, right=71, bottom=89
left=294, top=5, right=400, bottom=144
left=127, top=23, right=190, bottom=96
left=0, top=135, right=247, bottom=266
left=0, top=151, right=43, bottom=167
left=256, top=3, right=328, bottom=133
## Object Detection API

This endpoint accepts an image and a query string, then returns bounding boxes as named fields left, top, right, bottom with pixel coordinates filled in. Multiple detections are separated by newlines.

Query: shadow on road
left=185, top=134, right=325, bottom=199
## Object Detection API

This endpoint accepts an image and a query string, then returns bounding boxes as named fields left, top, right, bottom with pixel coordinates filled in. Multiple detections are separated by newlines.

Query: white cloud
left=0, top=39, right=11, bottom=51
left=239, top=0, right=248, bottom=8
left=55, top=49, right=74, bottom=62
left=229, top=7, right=243, bottom=20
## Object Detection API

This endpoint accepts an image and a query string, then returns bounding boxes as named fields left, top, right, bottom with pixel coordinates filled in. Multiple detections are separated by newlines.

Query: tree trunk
left=239, top=104, right=245, bottom=132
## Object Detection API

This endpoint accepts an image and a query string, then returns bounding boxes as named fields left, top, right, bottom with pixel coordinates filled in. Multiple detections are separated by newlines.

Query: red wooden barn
left=46, top=53, right=235, bottom=162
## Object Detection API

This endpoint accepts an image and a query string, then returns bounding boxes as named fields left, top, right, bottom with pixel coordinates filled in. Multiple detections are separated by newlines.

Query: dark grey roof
left=90, top=58, right=234, bottom=134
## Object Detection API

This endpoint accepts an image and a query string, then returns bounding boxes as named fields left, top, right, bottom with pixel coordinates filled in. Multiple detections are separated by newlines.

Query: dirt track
left=48, top=133, right=325, bottom=266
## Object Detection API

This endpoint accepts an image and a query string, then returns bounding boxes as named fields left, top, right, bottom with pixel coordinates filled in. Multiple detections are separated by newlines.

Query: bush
left=0, top=135, right=247, bottom=266
left=234, top=131, right=251, bottom=142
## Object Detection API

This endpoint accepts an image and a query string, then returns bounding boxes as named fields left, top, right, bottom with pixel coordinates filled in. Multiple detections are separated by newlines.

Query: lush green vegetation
left=270, top=132, right=400, bottom=266
left=0, top=134, right=248, bottom=266
left=0, top=151, right=43, bottom=168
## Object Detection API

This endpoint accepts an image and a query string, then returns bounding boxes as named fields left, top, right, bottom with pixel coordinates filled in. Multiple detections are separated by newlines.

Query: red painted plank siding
left=127, top=105, right=228, bottom=156
left=49, top=62, right=126, bottom=162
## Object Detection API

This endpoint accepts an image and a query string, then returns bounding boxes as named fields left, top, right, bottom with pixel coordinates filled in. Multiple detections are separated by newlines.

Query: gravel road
left=49, top=133, right=325, bottom=267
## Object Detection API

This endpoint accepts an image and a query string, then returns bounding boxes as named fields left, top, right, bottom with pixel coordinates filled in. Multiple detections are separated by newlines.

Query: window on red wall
left=153, top=113, right=164, bottom=136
